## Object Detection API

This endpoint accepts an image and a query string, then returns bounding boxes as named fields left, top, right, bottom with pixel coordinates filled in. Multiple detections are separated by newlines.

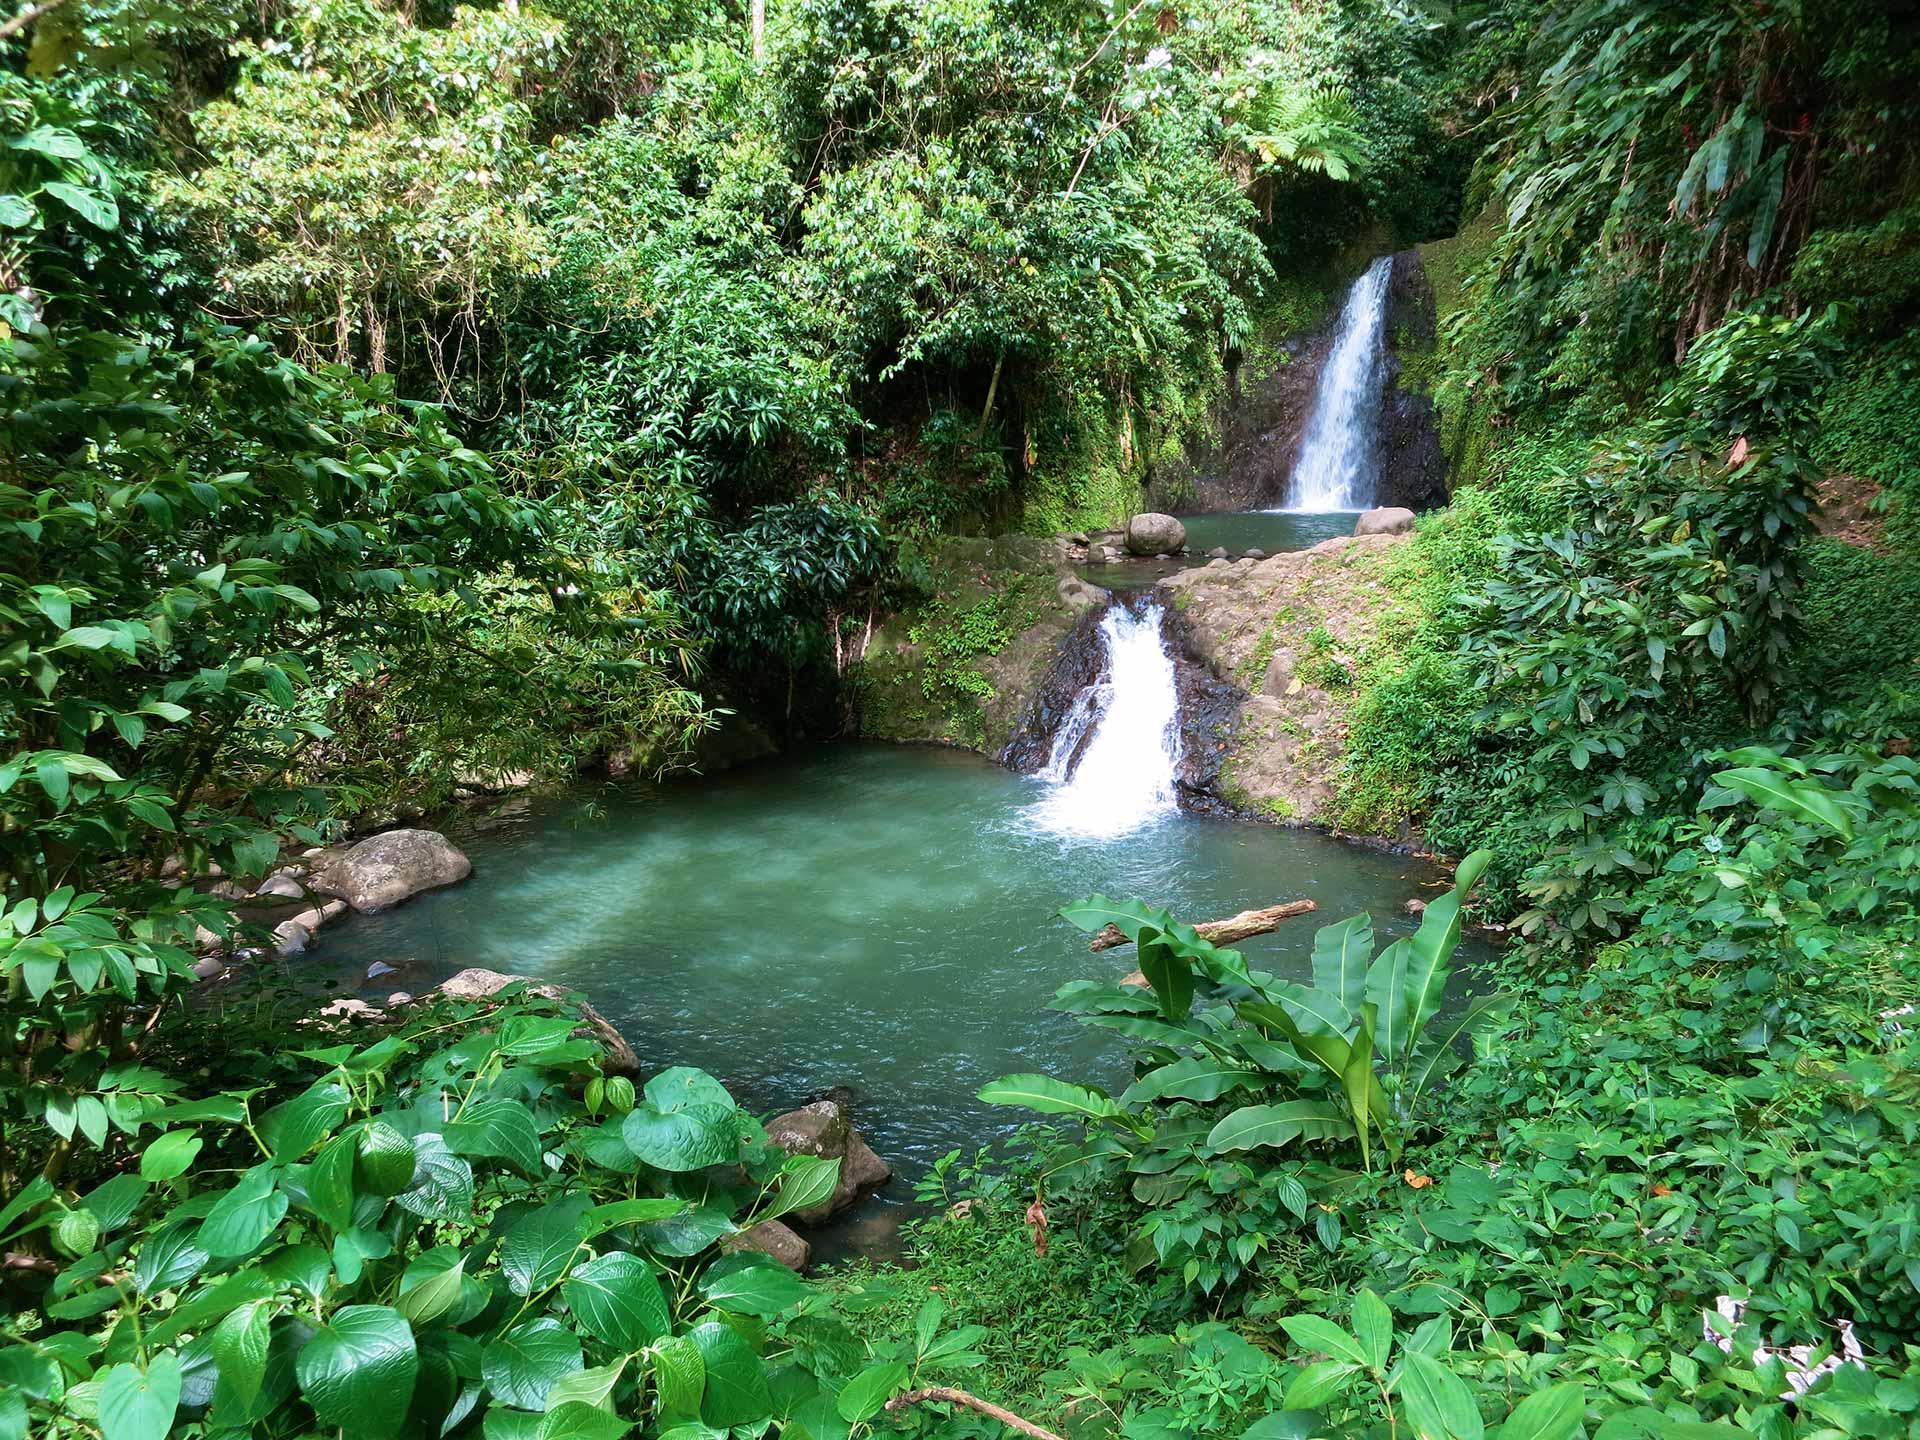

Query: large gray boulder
left=433, top=967, right=641, bottom=1076
left=764, top=1099, right=891, bottom=1223
left=313, top=829, right=471, bottom=913
left=1355, top=506, right=1417, bottom=537
left=1124, top=513, right=1187, bottom=556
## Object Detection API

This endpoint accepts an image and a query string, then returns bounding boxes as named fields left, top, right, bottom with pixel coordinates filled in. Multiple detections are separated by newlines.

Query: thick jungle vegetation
left=3, top=1, right=1919, bottom=1439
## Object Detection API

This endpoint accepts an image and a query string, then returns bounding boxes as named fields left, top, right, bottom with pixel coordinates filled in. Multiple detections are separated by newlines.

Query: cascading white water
left=1024, top=601, right=1182, bottom=837
left=1276, top=255, right=1393, bottom=513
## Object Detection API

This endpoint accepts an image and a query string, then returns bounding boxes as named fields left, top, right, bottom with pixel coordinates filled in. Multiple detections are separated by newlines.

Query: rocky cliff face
left=1157, top=533, right=1414, bottom=827
left=856, top=528, right=1420, bottom=842
left=1150, top=253, right=1447, bottom=516
left=1378, top=250, right=1448, bottom=513
left=853, top=535, right=1102, bottom=752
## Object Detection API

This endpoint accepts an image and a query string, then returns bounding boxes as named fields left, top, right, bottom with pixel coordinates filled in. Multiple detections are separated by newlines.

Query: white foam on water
left=1022, top=600, right=1182, bottom=838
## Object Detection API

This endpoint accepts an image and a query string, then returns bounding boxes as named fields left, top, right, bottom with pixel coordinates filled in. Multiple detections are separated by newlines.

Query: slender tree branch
left=0, top=0, right=73, bottom=44
left=885, top=1387, right=1068, bottom=1440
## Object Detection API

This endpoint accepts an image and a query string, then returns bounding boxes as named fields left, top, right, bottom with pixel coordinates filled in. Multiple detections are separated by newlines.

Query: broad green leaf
left=139, top=1131, right=203, bottom=1182
left=835, top=1361, right=910, bottom=1424
left=295, top=1306, right=418, bottom=1440
left=134, top=1221, right=208, bottom=1294
left=501, top=1197, right=590, bottom=1297
left=977, top=1074, right=1125, bottom=1123
left=688, top=1320, right=772, bottom=1428
left=1713, top=767, right=1855, bottom=839
left=396, top=1249, right=467, bottom=1327
left=209, top=1300, right=273, bottom=1416
left=650, top=1334, right=704, bottom=1419
left=447, top=1096, right=545, bottom=1178
left=621, top=1103, right=739, bottom=1171
left=199, top=1166, right=287, bottom=1258
left=1342, top=1015, right=1376, bottom=1173
left=643, top=1067, right=737, bottom=1113
left=1122, top=1057, right=1261, bottom=1104
left=545, top=1358, right=627, bottom=1412
left=542, top=1401, right=631, bottom=1440
left=1206, top=1100, right=1354, bottom=1154
left=562, top=1251, right=671, bottom=1348
left=757, top=1155, right=840, bottom=1222
left=699, top=1254, right=809, bottom=1316
left=1351, top=1289, right=1393, bottom=1371
left=1136, top=926, right=1195, bottom=1021
left=1279, top=1314, right=1371, bottom=1369
left=1283, top=1359, right=1360, bottom=1409
left=583, top=1197, right=687, bottom=1238
left=1310, top=914, right=1374, bottom=1017
left=1400, top=1352, right=1484, bottom=1440
left=1494, top=1384, right=1585, bottom=1440
left=1241, top=1414, right=1328, bottom=1440
left=483, top=1318, right=582, bottom=1411
left=99, top=1354, right=181, bottom=1440
left=43, top=181, right=118, bottom=229
left=393, top=1134, right=474, bottom=1221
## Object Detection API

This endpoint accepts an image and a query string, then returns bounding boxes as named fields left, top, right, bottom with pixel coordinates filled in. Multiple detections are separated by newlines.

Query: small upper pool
left=1178, top=510, right=1358, bottom=555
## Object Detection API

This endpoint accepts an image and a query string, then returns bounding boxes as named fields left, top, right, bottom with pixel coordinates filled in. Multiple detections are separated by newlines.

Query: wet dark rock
left=1161, top=597, right=1247, bottom=816
left=1378, top=249, right=1448, bottom=512
left=1001, top=600, right=1113, bottom=775
left=764, top=1100, right=892, bottom=1223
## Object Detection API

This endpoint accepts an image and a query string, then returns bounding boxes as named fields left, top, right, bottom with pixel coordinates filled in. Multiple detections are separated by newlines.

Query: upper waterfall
left=1276, top=255, right=1393, bottom=512
left=1023, top=599, right=1182, bottom=837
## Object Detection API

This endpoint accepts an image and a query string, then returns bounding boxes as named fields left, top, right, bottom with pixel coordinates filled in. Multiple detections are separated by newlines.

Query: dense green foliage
left=7, top=0, right=1920, bottom=1436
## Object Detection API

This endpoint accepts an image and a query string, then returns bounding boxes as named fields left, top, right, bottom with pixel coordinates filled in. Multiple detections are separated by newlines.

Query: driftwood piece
left=1090, top=898, right=1316, bottom=953
left=886, top=1386, right=1069, bottom=1440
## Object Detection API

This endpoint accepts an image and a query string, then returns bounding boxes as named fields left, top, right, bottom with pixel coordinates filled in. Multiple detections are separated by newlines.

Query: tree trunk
left=1090, top=899, right=1316, bottom=952
left=751, top=0, right=765, bottom=59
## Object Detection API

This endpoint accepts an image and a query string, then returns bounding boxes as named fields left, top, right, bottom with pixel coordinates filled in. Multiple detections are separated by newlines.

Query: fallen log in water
left=1093, top=898, right=1316, bottom=953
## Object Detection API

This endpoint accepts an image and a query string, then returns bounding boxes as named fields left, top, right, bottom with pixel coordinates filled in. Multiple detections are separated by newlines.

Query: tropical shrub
left=0, top=985, right=995, bottom=1440
left=978, top=856, right=1510, bottom=1295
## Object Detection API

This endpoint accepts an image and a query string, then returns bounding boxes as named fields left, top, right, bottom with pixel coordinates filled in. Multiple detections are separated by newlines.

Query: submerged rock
left=432, top=967, right=642, bottom=1075
left=1125, top=513, right=1186, bottom=556
left=312, top=829, right=471, bottom=914
left=764, top=1099, right=891, bottom=1223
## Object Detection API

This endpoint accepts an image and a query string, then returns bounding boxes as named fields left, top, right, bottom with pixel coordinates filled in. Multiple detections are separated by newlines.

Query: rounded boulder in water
left=1125, top=512, right=1186, bottom=555
left=1355, top=506, right=1416, bottom=536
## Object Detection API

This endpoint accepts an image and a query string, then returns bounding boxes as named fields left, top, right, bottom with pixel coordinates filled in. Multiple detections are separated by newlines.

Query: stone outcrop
left=1124, top=513, right=1187, bottom=556
left=723, top=1220, right=811, bottom=1271
left=433, top=967, right=642, bottom=1075
left=1157, top=531, right=1413, bottom=826
left=1355, top=506, right=1416, bottom=536
left=311, top=829, right=471, bottom=913
left=763, top=1099, right=891, bottom=1223
left=855, top=535, right=1095, bottom=752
